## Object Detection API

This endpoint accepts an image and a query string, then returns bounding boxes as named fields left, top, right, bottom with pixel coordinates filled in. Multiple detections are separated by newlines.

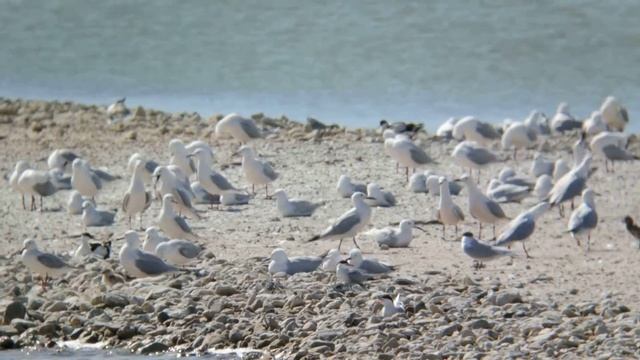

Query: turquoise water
left=1, top=0, right=639, bottom=128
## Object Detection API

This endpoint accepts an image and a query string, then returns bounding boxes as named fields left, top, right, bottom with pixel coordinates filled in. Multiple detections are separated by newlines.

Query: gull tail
left=308, top=234, right=321, bottom=242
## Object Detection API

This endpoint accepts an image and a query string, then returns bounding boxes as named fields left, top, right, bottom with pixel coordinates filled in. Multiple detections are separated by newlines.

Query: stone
left=117, top=325, right=137, bottom=340
left=3, top=302, right=26, bottom=324
left=494, top=291, right=522, bottom=306
left=437, top=323, right=461, bottom=337
left=0, top=326, right=18, bottom=337
left=215, top=285, right=239, bottom=296
left=10, top=319, right=36, bottom=333
left=309, top=340, right=335, bottom=351
left=103, top=293, right=129, bottom=308
left=466, top=319, right=493, bottom=330
left=139, top=342, right=169, bottom=355
left=37, top=322, right=59, bottom=336
left=0, top=336, right=15, bottom=349
left=46, top=301, right=68, bottom=312
left=27, top=297, right=44, bottom=311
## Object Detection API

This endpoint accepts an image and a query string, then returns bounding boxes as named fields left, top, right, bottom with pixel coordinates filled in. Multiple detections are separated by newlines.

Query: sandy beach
left=0, top=98, right=639, bottom=358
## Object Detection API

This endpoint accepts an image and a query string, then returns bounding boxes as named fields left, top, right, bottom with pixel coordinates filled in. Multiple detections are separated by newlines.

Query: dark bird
left=624, top=216, right=640, bottom=244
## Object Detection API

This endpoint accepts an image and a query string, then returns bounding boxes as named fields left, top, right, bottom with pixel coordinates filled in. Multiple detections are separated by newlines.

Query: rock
left=103, top=293, right=129, bottom=308
left=494, top=291, right=522, bottom=306
left=156, top=311, right=169, bottom=323
left=0, top=336, right=14, bottom=349
left=139, top=342, right=169, bottom=355
left=215, top=285, right=239, bottom=296
left=285, top=295, right=304, bottom=308
left=46, top=301, right=68, bottom=312
left=305, top=117, right=328, bottom=131
left=3, top=302, right=26, bottom=324
left=437, top=323, right=461, bottom=337
left=0, top=326, right=18, bottom=337
left=10, top=319, right=36, bottom=333
left=309, top=340, right=335, bottom=351
left=27, top=297, right=44, bottom=311
left=37, top=322, right=59, bottom=336
left=316, top=329, right=343, bottom=341
left=117, top=325, right=137, bottom=340
left=201, top=333, right=226, bottom=348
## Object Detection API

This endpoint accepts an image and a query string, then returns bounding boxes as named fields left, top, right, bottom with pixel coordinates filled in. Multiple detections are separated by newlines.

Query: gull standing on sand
left=107, top=97, right=130, bottom=121
left=384, top=135, right=435, bottom=181
left=221, top=192, right=251, bottom=206
left=348, top=248, right=394, bottom=274
left=451, top=141, right=500, bottom=182
left=437, top=177, right=465, bottom=240
left=156, top=240, right=202, bottom=266
left=600, top=96, right=629, bottom=132
left=486, top=179, right=530, bottom=203
left=237, top=146, right=278, bottom=198
left=71, top=159, right=102, bottom=200
left=551, top=102, right=582, bottom=133
left=168, top=139, right=196, bottom=177
left=82, top=201, right=116, bottom=228
left=17, top=169, right=59, bottom=211
left=496, top=202, right=550, bottom=258
left=568, top=189, right=598, bottom=252
left=119, top=231, right=180, bottom=278
left=10, top=161, right=31, bottom=209
left=127, top=153, right=159, bottom=185
left=426, top=173, right=462, bottom=196
left=533, top=175, right=553, bottom=201
left=378, top=294, right=405, bottom=318
left=547, top=155, right=592, bottom=215
left=336, top=260, right=372, bottom=285
left=153, top=166, right=200, bottom=219
left=21, top=239, right=74, bottom=289
left=461, top=232, right=512, bottom=269
left=364, top=219, right=422, bottom=248
left=190, top=149, right=240, bottom=204
left=273, top=189, right=323, bottom=217
left=268, top=248, right=323, bottom=275
left=498, top=167, right=534, bottom=188
left=582, top=111, right=607, bottom=136
left=337, top=175, right=367, bottom=198
left=190, top=182, right=221, bottom=206
left=122, top=160, right=152, bottom=228
left=47, top=149, right=79, bottom=173
left=215, top=113, right=262, bottom=143
left=158, top=194, right=200, bottom=241
left=590, top=132, right=637, bottom=172
left=366, top=183, right=396, bottom=207
left=452, top=117, right=500, bottom=145
left=501, top=121, right=538, bottom=159
left=530, top=153, right=554, bottom=177
left=308, top=192, right=371, bottom=250
left=322, top=249, right=342, bottom=272
left=458, top=174, right=509, bottom=238
left=143, top=227, right=169, bottom=254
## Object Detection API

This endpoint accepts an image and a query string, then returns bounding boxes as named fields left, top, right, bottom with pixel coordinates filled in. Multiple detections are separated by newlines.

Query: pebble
left=3, top=302, right=26, bottom=324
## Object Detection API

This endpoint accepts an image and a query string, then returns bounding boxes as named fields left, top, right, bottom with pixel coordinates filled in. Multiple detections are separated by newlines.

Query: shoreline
left=0, top=98, right=639, bottom=357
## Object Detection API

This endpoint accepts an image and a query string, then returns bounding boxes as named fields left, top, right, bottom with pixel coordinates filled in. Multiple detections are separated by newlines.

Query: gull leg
left=571, top=199, right=574, bottom=210
left=22, top=194, right=25, bottom=210
left=40, top=196, right=43, bottom=212
left=586, top=232, right=591, bottom=253
left=478, top=223, right=482, bottom=239
left=455, top=225, right=458, bottom=238
left=139, top=213, right=143, bottom=230
left=492, top=224, right=496, bottom=239
left=252, top=184, right=255, bottom=195
left=395, top=162, right=399, bottom=174
left=128, top=216, right=132, bottom=229
left=442, top=225, right=446, bottom=241
left=559, top=204, right=564, bottom=218
left=338, top=238, right=343, bottom=251
left=265, top=185, right=270, bottom=199
left=522, top=241, right=531, bottom=259
left=513, top=148, right=517, bottom=160
left=352, top=237, right=360, bottom=249
left=31, top=195, right=36, bottom=211
left=405, top=167, right=409, bottom=183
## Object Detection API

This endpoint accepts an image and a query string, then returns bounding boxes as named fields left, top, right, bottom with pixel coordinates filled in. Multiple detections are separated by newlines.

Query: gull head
left=438, top=176, right=447, bottom=185
left=529, top=202, right=550, bottom=218
left=127, top=153, right=143, bottom=172
left=235, top=145, right=254, bottom=158
left=557, top=102, right=570, bottom=114
left=382, top=129, right=397, bottom=140
left=461, top=232, right=474, bottom=242
left=23, top=238, right=38, bottom=252
left=624, top=216, right=634, bottom=227
left=14, top=160, right=31, bottom=174
left=162, top=194, right=177, bottom=207
left=455, top=174, right=471, bottom=184
left=168, top=139, right=185, bottom=154
left=498, top=167, right=515, bottom=181
left=145, top=226, right=160, bottom=238
left=582, top=189, right=595, bottom=207
left=347, top=248, right=363, bottom=266
left=273, top=189, right=287, bottom=200
left=132, top=159, right=145, bottom=174
left=270, top=248, right=288, bottom=263
left=189, top=148, right=207, bottom=160
left=366, top=183, right=381, bottom=197
left=71, top=158, right=83, bottom=170
left=152, top=166, right=168, bottom=183
left=124, top=231, right=141, bottom=248
left=351, top=192, right=366, bottom=204
left=337, top=175, right=352, bottom=189
left=81, top=201, right=95, bottom=210
left=488, top=179, right=501, bottom=190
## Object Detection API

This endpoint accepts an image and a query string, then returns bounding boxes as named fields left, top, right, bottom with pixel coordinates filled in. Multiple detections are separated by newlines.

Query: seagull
left=107, top=97, right=130, bottom=121
left=122, top=160, right=152, bottom=228
left=437, top=177, right=465, bottom=240
left=168, top=139, right=196, bottom=177
left=308, top=192, right=371, bottom=250
left=71, top=159, right=102, bottom=200
left=530, top=152, right=554, bottom=178
left=486, top=179, right=530, bottom=203
left=379, top=120, right=423, bottom=136
left=436, top=117, right=460, bottom=139
left=364, top=219, right=423, bottom=248
left=67, top=190, right=91, bottom=215
left=268, top=248, right=323, bottom=275
left=408, top=173, right=427, bottom=193
left=190, top=181, right=221, bottom=206
left=156, top=239, right=202, bottom=266
left=590, top=131, right=637, bottom=172
left=21, top=239, right=74, bottom=289
left=458, top=174, right=509, bottom=238
left=274, top=189, right=323, bottom=217
left=495, top=202, right=549, bottom=258
left=452, top=117, right=501, bottom=145
left=127, top=153, right=159, bottom=185
left=623, top=216, right=640, bottom=247
left=221, top=192, right=251, bottom=206
left=551, top=102, right=582, bottom=133
left=143, top=227, right=169, bottom=254
left=348, top=248, right=394, bottom=274
left=568, top=189, right=598, bottom=252
left=366, top=183, right=396, bottom=207
left=82, top=201, right=116, bottom=228
left=47, top=149, right=80, bottom=173
left=184, top=140, right=215, bottom=163
left=553, top=159, right=571, bottom=182
left=236, top=146, right=278, bottom=198
left=321, top=249, right=342, bottom=272
left=582, top=111, right=607, bottom=136
left=377, top=294, right=405, bottom=318
left=547, top=155, right=592, bottom=215
left=10, top=161, right=31, bottom=209
left=426, top=173, right=462, bottom=196
left=17, top=169, right=59, bottom=211
left=384, top=135, right=435, bottom=181
left=573, top=131, right=589, bottom=166
left=451, top=141, right=500, bottom=182
left=523, top=111, right=550, bottom=136
left=533, top=175, right=553, bottom=201
left=74, top=233, right=111, bottom=260
left=600, top=96, right=629, bottom=132
left=153, top=166, right=200, bottom=219
left=337, top=175, right=367, bottom=198
left=215, top=113, right=262, bottom=143
left=335, top=260, right=372, bottom=285
left=101, top=269, right=126, bottom=287
left=119, top=231, right=181, bottom=278
left=157, top=194, right=199, bottom=241
left=461, top=232, right=512, bottom=270
left=190, top=148, right=241, bottom=207
left=498, top=167, right=534, bottom=188
left=501, top=122, right=537, bottom=159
